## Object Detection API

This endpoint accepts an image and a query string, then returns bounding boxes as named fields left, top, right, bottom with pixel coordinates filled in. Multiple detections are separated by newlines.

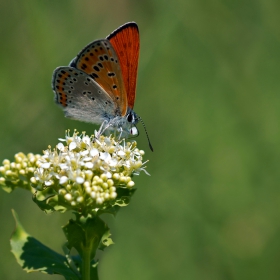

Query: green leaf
left=32, top=190, right=71, bottom=213
left=99, top=229, right=114, bottom=251
left=10, top=210, right=80, bottom=279
left=97, top=205, right=121, bottom=216
left=63, top=216, right=110, bottom=260
left=63, top=220, right=85, bottom=257
left=32, top=193, right=57, bottom=213
left=113, top=187, right=136, bottom=207
left=0, top=178, right=32, bottom=193
left=97, top=187, right=136, bottom=216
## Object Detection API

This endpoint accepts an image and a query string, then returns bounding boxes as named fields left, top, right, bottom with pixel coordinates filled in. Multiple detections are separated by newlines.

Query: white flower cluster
left=0, top=153, right=42, bottom=191
left=31, top=130, right=148, bottom=210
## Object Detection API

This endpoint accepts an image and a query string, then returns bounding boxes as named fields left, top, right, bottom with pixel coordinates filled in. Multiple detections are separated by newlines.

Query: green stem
left=82, top=244, right=91, bottom=280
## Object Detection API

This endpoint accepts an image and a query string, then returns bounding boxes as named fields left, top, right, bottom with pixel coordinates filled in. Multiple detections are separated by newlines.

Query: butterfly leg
left=96, top=120, right=109, bottom=138
left=117, top=127, right=124, bottom=140
left=96, top=118, right=116, bottom=137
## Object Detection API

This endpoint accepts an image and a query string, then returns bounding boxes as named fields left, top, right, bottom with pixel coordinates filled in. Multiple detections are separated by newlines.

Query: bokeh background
left=1, top=0, right=280, bottom=279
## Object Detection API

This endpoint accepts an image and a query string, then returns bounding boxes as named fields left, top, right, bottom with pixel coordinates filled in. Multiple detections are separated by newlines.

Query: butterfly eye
left=127, top=113, right=133, bottom=123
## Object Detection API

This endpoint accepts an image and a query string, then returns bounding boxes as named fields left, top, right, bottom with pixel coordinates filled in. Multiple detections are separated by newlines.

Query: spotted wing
left=70, top=39, right=127, bottom=117
left=52, top=66, right=117, bottom=124
left=107, top=22, right=139, bottom=109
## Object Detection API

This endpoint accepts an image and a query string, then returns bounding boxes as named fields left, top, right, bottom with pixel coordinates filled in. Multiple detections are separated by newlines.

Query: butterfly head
left=124, top=108, right=138, bottom=137
left=126, top=107, right=139, bottom=125
left=125, top=108, right=153, bottom=152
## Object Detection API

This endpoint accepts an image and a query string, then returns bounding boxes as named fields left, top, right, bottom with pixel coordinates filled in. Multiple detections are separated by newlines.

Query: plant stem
left=82, top=244, right=91, bottom=280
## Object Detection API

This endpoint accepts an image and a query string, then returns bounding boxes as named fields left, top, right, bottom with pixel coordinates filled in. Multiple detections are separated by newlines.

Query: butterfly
left=52, top=22, right=153, bottom=151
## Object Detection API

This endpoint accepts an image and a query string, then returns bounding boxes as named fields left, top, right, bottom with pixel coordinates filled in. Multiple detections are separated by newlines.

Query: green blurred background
left=1, top=0, right=280, bottom=279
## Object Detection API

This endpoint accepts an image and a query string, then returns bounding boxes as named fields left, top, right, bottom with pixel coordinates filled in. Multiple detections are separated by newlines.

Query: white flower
left=1, top=130, right=149, bottom=214
left=69, top=142, right=77, bottom=151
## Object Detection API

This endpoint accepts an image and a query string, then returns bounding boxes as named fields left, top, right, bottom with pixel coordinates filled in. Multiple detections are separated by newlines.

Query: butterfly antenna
left=138, top=117, right=154, bottom=152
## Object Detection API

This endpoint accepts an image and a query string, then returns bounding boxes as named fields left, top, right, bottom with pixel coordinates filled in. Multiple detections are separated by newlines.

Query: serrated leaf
left=99, top=229, right=114, bottom=251
left=63, top=216, right=111, bottom=260
left=63, top=220, right=85, bottom=257
left=32, top=191, right=70, bottom=213
left=10, top=210, right=80, bottom=279
left=1, top=179, right=32, bottom=193
left=114, top=187, right=136, bottom=207
left=97, top=205, right=120, bottom=216
left=32, top=193, right=57, bottom=213
left=96, top=188, right=136, bottom=216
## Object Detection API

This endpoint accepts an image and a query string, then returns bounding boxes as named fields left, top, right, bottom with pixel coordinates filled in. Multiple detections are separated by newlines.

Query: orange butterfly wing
left=107, top=22, right=139, bottom=109
left=71, top=39, right=128, bottom=117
